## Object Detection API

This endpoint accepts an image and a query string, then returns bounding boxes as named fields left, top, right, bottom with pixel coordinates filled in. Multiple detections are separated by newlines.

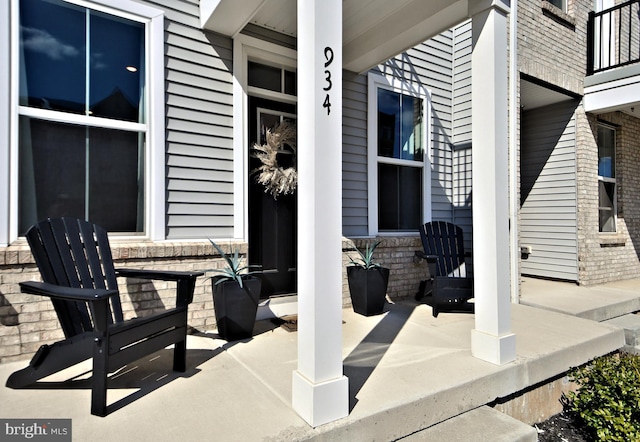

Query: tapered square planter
left=212, top=276, right=261, bottom=341
left=347, top=266, right=390, bottom=316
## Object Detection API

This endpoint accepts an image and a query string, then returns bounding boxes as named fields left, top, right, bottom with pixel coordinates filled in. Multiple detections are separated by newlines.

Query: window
left=368, top=73, right=430, bottom=234
left=248, top=61, right=296, bottom=96
left=547, top=0, right=566, bottom=11
left=15, top=0, right=164, bottom=237
left=597, top=124, right=616, bottom=232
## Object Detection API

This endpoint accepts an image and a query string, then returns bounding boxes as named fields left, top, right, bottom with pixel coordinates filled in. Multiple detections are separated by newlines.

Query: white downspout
left=509, top=0, right=519, bottom=303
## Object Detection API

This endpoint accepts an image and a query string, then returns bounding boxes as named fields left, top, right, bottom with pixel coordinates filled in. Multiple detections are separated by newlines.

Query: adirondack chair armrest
left=115, top=268, right=203, bottom=281
left=19, top=281, right=118, bottom=301
left=413, top=251, right=438, bottom=263
left=115, top=268, right=204, bottom=306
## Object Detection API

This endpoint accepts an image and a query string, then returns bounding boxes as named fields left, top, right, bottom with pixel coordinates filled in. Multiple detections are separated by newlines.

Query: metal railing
left=587, top=0, right=640, bottom=75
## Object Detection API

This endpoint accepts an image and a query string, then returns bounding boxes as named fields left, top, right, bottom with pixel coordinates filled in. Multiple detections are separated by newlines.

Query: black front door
left=248, top=97, right=297, bottom=298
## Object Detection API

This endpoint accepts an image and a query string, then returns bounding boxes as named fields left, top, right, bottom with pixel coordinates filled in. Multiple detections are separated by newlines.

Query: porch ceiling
left=200, top=0, right=470, bottom=73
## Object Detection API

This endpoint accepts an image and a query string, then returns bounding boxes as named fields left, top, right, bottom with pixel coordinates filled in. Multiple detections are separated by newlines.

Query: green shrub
left=565, top=352, right=640, bottom=441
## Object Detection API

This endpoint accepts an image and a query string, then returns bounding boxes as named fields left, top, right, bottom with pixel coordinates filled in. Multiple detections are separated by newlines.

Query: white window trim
left=232, top=34, right=296, bottom=241
left=367, top=72, right=432, bottom=236
left=5, top=0, right=165, bottom=244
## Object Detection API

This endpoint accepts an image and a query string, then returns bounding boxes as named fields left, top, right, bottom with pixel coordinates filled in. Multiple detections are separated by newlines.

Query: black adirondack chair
left=415, top=221, right=473, bottom=317
left=6, top=218, right=203, bottom=416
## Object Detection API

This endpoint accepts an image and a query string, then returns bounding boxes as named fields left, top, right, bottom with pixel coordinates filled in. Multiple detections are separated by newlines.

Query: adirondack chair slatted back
left=25, top=218, right=124, bottom=337
left=419, top=221, right=466, bottom=277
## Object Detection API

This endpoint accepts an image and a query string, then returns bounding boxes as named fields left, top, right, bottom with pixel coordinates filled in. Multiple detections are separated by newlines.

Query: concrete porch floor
left=1, top=278, right=636, bottom=441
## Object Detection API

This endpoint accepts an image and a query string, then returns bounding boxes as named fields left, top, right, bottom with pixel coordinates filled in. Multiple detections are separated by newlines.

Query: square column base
left=292, top=371, right=349, bottom=427
left=471, top=329, right=516, bottom=365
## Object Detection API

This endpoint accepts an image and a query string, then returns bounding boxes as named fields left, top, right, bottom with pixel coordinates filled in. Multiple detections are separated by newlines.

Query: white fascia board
left=584, top=76, right=640, bottom=113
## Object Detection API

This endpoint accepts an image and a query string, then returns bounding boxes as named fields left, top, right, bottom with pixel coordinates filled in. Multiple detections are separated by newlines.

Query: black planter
left=212, top=276, right=261, bottom=341
left=347, top=266, right=390, bottom=316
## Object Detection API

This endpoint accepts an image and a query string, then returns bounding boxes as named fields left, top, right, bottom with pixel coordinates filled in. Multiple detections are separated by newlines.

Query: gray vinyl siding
left=342, top=71, right=369, bottom=236
left=452, top=20, right=473, bottom=251
left=146, top=0, right=236, bottom=239
left=341, top=31, right=456, bottom=236
left=520, top=101, right=579, bottom=281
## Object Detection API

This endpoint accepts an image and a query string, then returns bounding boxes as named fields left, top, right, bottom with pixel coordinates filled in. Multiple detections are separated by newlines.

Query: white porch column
left=469, top=0, right=516, bottom=365
left=292, top=0, right=349, bottom=427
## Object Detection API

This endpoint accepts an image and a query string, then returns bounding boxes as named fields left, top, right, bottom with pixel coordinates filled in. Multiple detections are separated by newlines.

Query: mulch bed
left=533, top=411, right=590, bottom=442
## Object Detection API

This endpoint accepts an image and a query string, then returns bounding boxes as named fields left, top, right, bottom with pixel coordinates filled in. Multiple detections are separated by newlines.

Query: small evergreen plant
left=565, top=352, right=640, bottom=442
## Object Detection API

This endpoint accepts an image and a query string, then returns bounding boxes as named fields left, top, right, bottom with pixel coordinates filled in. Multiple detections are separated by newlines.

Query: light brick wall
left=576, top=111, right=640, bottom=285
left=518, top=0, right=640, bottom=285
left=518, top=0, right=590, bottom=97
left=1, top=237, right=426, bottom=361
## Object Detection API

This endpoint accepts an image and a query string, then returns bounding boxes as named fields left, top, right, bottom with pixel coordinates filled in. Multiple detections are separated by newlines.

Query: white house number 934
left=323, top=46, right=334, bottom=115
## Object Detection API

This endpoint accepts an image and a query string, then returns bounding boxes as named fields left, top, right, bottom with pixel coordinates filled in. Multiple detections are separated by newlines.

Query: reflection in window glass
left=377, top=89, right=423, bottom=161
left=19, top=0, right=86, bottom=113
left=599, top=181, right=615, bottom=232
left=18, top=0, right=147, bottom=234
left=90, top=11, right=144, bottom=121
left=597, top=124, right=616, bottom=233
left=597, top=125, right=615, bottom=178
left=19, top=0, right=144, bottom=122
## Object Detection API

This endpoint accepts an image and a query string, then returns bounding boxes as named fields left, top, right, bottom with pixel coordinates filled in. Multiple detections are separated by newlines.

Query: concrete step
left=604, top=314, right=640, bottom=351
left=397, top=406, right=537, bottom=442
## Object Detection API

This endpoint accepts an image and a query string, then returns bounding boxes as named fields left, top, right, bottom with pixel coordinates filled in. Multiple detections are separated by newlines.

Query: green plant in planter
left=349, top=240, right=382, bottom=269
left=207, top=239, right=261, bottom=287
left=347, top=240, right=389, bottom=316
left=207, top=240, right=262, bottom=341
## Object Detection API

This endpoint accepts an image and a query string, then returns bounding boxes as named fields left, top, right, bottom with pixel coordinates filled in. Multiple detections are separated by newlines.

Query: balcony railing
left=587, top=0, right=640, bottom=75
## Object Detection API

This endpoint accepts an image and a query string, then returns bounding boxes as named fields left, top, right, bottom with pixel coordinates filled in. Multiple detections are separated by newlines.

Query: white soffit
left=200, top=0, right=471, bottom=73
left=520, top=79, right=575, bottom=110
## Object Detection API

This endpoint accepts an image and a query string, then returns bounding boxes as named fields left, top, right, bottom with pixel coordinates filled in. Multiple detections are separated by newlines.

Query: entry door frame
left=232, top=34, right=297, bottom=241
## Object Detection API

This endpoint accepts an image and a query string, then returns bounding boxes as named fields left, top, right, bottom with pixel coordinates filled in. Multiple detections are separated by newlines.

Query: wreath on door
left=252, top=121, right=297, bottom=198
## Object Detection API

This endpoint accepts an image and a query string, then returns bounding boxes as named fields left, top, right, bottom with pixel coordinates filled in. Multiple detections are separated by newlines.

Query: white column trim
left=292, top=0, right=349, bottom=427
left=470, top=0, right=516, bottom=365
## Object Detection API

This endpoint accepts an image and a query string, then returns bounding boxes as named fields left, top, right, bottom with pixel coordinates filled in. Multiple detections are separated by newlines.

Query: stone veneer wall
left=576, top=111, right=640, bottom=285
left=0, top=236, right=427, bottom=362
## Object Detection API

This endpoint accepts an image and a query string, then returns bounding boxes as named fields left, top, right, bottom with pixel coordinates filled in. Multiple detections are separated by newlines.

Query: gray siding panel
left=452, top=20, right=473, bottom=249
left=520, top=101, right=579, bottom=281
left=145, top=0, right=236, bottom=239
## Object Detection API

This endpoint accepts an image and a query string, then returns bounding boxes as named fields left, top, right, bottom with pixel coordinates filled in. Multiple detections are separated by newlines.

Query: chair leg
left=91, top=338, right=108, bottom=417
left=173, top=339, right=186, bottom=373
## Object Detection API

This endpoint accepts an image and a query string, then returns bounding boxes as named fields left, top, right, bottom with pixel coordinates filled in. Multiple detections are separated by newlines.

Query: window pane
left=88, top=127, right=143, bottom=232
left=598, top=181, right=616, bottom=232
left=19, top=117, right=86, bottom=234
left=248, top=62, right=281, bottom=92
left=378, top=89, right=400, bottom=158
left=378, top=89, right=423, bottom=161
left=597, top=125, right=615, bottom=178
left=284, top=70, right=297, bottom=96
left=18, top=117, right=144, bottom=234
left=378, top=164, right=421, bottom=230
left=401, top=94, right=424, bottom=161
left=19, top=0, right=86, bottom=114
left=90, top=11, right=145, bottom=122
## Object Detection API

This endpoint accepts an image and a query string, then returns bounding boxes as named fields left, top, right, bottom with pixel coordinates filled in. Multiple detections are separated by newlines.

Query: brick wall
left=576, top=111, right=640, bottom=285
left=0, top=237, right=427, bottom=361
left=518, top=0, right=591, bottom=97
